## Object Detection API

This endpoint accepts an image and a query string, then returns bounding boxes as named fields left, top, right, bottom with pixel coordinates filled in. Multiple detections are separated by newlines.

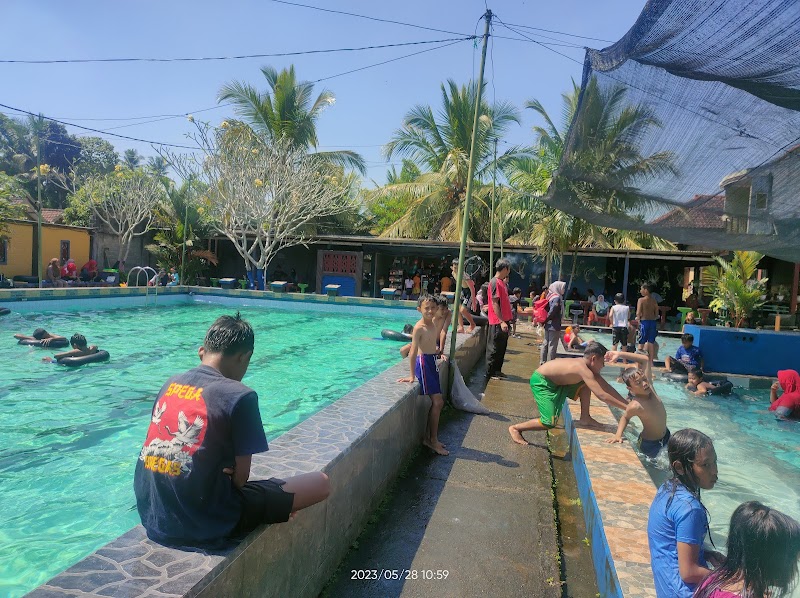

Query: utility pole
left=180, top=201, right=189, bottom=286
left=447, top=9, right=492, bottom=392
left=35, top=115, right=43, bottom=288
left=489, top=139, right=496, bottom=273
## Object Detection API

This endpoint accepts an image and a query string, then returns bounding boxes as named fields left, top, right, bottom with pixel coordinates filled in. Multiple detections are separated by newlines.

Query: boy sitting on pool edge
left=509, top=341, right=630, bottom=445
left=133, top=313, right=330, bottom=548
left=664, top=333, right=703, bottom=374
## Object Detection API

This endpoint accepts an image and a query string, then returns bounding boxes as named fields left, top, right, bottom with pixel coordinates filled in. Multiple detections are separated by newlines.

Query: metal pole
left=489, top=140, right=496, bottom=273
left=35, top=116, right=43, bottom=288
left=447, top=10, right=492, bottom=390
left=180, top=202, right=189, bottom=286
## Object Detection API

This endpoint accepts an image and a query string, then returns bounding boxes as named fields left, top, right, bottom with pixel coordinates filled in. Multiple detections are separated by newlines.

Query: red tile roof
left=41, top=209, right=64, bottom=224
left=652, top=194, right=726, bottom=230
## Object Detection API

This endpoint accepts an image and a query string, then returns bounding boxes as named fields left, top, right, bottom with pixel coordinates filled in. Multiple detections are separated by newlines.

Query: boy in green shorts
left=509, top=341, right=629, bottom=444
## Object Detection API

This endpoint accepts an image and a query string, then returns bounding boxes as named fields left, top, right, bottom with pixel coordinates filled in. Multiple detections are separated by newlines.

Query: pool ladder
left=127, top=267, right=159, bottom=305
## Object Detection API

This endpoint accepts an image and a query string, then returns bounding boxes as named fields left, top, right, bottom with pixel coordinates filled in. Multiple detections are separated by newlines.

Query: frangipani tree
left=169, top=122, right=358, bottom=288
left=82, top=167, right=166, bottom=264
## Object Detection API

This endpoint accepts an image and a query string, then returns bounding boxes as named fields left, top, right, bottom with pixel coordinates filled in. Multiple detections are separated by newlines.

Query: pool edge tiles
left=26, top=327, right=487, bottom=598
left=563, top=400, right=658, bottom=598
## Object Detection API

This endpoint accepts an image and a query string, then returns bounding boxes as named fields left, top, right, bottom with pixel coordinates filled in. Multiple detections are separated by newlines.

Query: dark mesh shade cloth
left=544, top=0, right=800, bottom=261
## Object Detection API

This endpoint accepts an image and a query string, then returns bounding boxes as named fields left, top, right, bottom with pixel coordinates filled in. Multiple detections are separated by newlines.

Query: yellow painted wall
left=1, top=222, right=90, bottom=278
left=42, top=226, right=90, bottom=272
left=2, top=222, right=34, bottom=277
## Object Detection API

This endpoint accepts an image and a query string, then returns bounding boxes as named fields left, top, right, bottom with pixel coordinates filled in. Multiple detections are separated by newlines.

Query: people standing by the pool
left=510, top=287, right=522, bottom=338
left=769, top=369, right=800, bottom=420
left=540, top=281, right=565, bottom=365
left=477, top=282, right=490, bottom=315
left=451, top=259, right=477, bottom=334
left=46, top=258, right=66, bottom=287
left=693, top=501, right=800, bottom=598
left=403, top=273, right=414, bottom=300
left=134, top=313, right=330, bottom=548
left=637, top=283, right=660, bottom=359
left=486, top=259, right=513, bottom=381
left=605, top=350, right=669, bottom=459
left=509, top=341, right=630, bottom=445
left=397, top=295, right=449, bottom=456
left=609, top=293, right=631, bottom=351
left=647, top=428, right=723, bottom=598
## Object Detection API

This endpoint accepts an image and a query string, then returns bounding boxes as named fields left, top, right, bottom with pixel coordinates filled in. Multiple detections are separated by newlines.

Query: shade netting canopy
left=545, top=0, right=800, bottom=261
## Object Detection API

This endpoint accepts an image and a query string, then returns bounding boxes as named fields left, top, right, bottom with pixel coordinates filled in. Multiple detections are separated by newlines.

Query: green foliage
left=73, top=137, right=119, bottom=183
left=63, top=185, right=95, bottom=227
left=218, top=65, right=366, bottom=174
left=123, top=149, right=142, bottom=169
left=0, top=172, right=29, bottom=239
left=701, top=251, right=767, bottom=327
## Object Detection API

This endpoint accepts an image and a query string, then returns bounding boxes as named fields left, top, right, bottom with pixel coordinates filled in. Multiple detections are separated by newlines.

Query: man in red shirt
left=486, top=258, right=513, bottom=382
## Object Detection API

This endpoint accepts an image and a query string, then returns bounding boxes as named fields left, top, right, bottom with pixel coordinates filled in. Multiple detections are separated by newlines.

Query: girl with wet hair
left=648, top=429, right=724, bottom=597
left=694, top=501, right=800, bottom=598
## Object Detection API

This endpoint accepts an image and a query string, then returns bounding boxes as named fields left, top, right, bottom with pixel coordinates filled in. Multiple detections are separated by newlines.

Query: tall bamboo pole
left=447, top=10, right=492, bottom=393
left=490, top=138, right=497, bottom=272
left=35, top=116, right=43, bottom=288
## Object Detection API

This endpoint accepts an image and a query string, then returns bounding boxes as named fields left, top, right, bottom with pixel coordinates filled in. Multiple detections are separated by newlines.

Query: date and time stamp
left=350, top=569, right=450, bottom=581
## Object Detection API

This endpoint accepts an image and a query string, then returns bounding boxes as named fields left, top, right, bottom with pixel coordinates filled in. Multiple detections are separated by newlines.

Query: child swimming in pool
left=14, top=328, right=67, bottom=347
left=398, top=294, right=449, bottom=455
left=686, top=370, right=715, bottom=396
left=605, top=350, right=669, bottom=459
left=42, top=333, right=99, bottom=363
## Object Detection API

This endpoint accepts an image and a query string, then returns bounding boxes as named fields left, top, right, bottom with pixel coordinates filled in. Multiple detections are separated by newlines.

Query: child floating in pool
left=14, top=328, right=67, bottom=347
left=686, top=370, right=714, bottom=396
left=398, top=295, right=449, bottom=455
left=693, top=501, right=800, bottom=598
left=42, top=334, right=99, bottom=363
left=508, top=341, right=630, bottom=445
left=605, top=350, right=669, bottom=458
left=664, top=333, right=704, bottom=374
left=769, top=369, right=800, bottom=420
left=133, top=313, right=330, bottom=548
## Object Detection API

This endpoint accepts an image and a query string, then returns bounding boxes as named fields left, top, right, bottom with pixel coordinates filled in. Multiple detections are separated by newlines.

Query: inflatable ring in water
left=706, top=380, right=734, bottom=396
left=381, top=329, right=412, bottom=342
left=18, top=337, right=70, bottom=348
left=60, top=350, right=110, bottom=367
left=0, top=308, right=10, bottom=316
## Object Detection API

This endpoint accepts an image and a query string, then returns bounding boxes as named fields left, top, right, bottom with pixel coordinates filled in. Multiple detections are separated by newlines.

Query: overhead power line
left=501, top=21, right=613, bottom=44
left=0, top=37, right=475, bottom=64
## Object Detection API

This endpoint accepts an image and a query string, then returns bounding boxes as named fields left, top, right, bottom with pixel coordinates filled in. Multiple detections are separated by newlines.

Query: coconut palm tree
left=123, top=149, right=142, bottom=170
left=218, top=65, right=366, bottom=174
left=375, top=79, right=527, bottom=240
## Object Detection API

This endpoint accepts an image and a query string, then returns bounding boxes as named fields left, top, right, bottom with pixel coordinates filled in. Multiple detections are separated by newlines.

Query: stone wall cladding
left=26, top=319, right=485, bottom=598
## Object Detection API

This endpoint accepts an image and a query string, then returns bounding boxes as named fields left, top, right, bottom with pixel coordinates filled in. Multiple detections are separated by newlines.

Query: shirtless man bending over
left=509, top=341, right=629, bottom=445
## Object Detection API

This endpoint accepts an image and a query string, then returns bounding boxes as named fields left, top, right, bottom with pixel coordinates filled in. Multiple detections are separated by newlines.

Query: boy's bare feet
left=576, top=416, right=604, bottom=429
left=423, top=439, right=449, bottom=455
left=508, top=425, right=530, bottom=445
left=467, top=324, right=476, bottom=333
left=457, top=326, right=465, bottom=334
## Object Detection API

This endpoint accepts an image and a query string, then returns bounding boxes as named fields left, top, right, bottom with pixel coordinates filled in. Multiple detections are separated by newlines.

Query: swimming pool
left=0, top=300, right=413, bottom=598
left=605, top=374, right=800, bottom=591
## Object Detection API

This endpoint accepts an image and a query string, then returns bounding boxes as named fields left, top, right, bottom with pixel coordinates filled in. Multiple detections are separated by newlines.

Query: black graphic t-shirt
left=134, top=365, right=268, bottom=547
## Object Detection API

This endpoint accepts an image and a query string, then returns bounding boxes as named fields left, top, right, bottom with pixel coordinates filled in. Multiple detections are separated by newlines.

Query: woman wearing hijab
left=46, top=258, right=67, bottom=287
left=540, top=281, right=566, bottom=365
left=80, top=259, right=100, bottom=283
left=587, top=294, right=610, bottom=326
left=769, top=369, right=800, bottom=420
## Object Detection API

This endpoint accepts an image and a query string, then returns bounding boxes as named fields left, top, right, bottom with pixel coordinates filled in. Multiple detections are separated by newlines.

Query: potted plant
left=701, top=251, right=767, bottom=328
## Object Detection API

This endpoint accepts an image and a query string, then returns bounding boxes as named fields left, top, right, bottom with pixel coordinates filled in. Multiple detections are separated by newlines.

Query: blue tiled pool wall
left=563, top=408, right=623, bottom=598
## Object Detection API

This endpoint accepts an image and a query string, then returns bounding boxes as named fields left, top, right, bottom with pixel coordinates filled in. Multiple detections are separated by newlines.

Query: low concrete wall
left=28, top=320, right=486, bottom=597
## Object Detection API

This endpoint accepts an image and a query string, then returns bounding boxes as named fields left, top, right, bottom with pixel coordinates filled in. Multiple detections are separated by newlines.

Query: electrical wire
left=0, top=37, right=475, bottom=64
left=501, top=21, right=614, bottom=44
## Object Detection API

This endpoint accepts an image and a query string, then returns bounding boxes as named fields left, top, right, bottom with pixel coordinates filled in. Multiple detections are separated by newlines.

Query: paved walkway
left=324, top=332, right=562, bottom=598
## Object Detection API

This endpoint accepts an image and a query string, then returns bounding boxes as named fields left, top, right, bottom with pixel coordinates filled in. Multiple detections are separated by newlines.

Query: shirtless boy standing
left=604, top=351, right=669, bottom=458
left=636, top=283, right=660, bottom=359
left=509, top=341, right=629, bottom=445
left=398, top=295, right=449, bottom=456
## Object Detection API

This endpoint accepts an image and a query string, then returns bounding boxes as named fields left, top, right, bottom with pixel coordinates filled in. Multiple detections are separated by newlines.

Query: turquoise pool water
left=606, top=375, right=800, bottom=590
left=0, top=301, right=412, bottom=597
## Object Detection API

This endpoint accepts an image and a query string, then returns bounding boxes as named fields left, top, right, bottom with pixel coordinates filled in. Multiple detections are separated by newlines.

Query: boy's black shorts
left=612, top=326, right=629, bottom=346
left=232, top=478, right=295, bottom=536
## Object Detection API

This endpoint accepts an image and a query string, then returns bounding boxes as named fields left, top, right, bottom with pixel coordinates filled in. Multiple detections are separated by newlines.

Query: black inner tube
left=381, top=329, right=412, bottom=342
left=0, top=307, right=10, bottom=316
left=60, top=350, right=110, bottom=367
left=18, top=337, right=70, bottom=348
left=706, top=380, right=734, bottom=395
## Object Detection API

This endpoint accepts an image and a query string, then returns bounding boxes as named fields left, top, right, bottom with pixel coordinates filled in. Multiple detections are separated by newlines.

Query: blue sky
left=1, top=0, right=644, bottom=186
